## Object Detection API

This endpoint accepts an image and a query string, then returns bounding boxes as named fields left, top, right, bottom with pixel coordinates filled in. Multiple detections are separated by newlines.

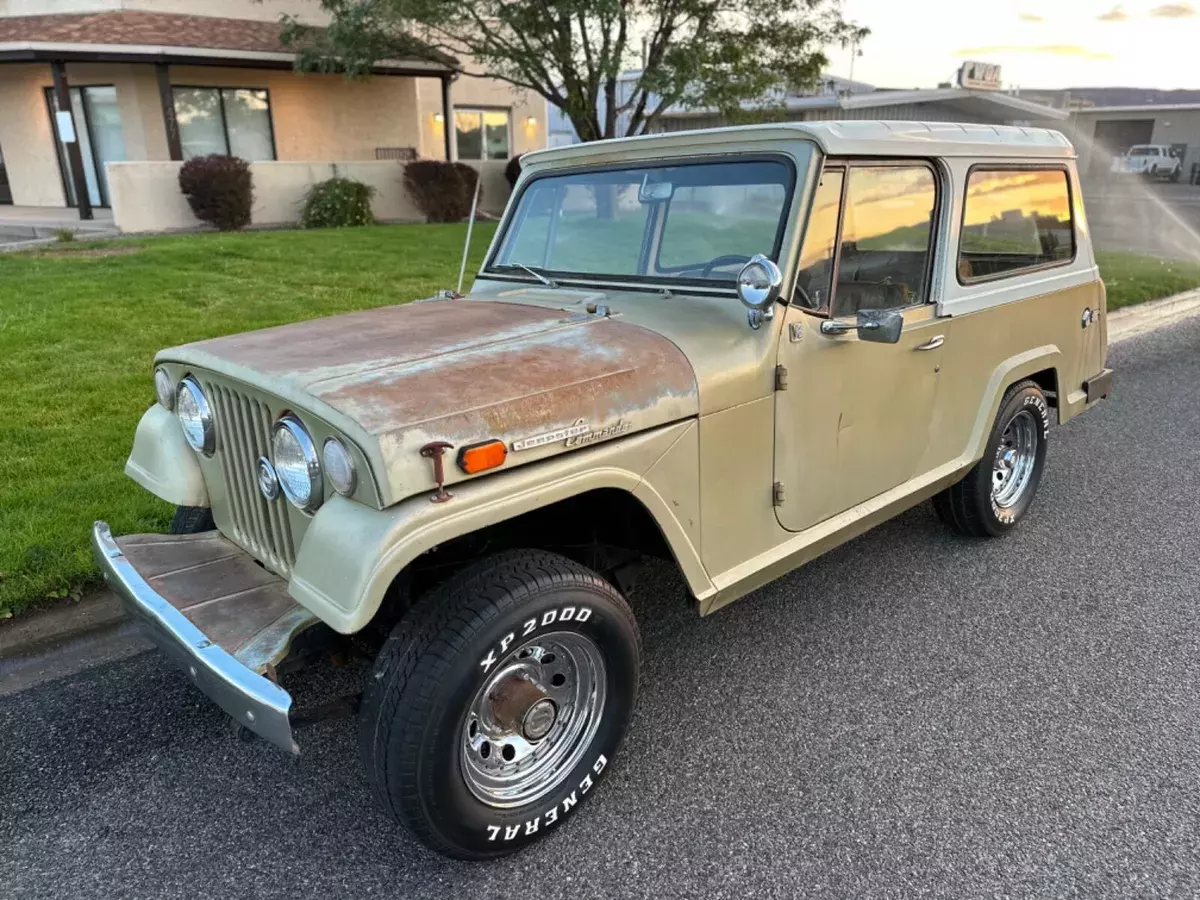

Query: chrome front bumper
left=91, top=521, right=313, bottom=754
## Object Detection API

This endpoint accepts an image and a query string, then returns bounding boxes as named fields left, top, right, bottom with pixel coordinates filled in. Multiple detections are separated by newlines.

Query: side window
left=832, top=165, right=937, bottom=318
left=793, top=168, right=843, bottom=310
left=958, top=168, right=1074, bottom=281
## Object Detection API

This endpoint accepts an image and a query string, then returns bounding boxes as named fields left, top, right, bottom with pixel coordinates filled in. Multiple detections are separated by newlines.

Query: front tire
left=359, top=549, right=640, bottom=859
left=169, top=505, right=214, bottom=534
left=933, top=380, right=1050, bottom=537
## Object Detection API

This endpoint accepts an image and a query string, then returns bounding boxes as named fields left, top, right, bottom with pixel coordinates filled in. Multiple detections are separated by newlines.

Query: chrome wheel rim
left=992, top=409, right=1039, bottom=508
left=461, top=631, right=606, bottom=808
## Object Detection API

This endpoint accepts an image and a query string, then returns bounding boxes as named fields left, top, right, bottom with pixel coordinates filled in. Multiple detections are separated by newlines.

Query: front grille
left=205, top=382, right=296, bottom=575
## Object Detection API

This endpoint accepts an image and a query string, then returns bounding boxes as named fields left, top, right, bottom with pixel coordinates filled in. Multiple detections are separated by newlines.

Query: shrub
left=301, top=176, right=376, bottom=229
left=178, top=154, right=253, bottom=231
left=403, top=160, right=482, bottom=223
left=504, top=154, right=523, bottom=188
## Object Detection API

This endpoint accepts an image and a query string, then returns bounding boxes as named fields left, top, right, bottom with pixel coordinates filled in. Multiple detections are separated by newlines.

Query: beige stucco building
left=0, top=0, right=546, bottom=222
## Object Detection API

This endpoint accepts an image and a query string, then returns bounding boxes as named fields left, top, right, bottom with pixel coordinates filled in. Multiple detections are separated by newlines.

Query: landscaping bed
left=0, top=231, right=1193, bottom=618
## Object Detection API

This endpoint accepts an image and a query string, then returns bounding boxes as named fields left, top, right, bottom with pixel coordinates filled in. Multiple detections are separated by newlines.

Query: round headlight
left=272, top=416, right=323, bottom=512
left=176, top=376, right=214, bottom=455
left=154, top=367, right=175, bottom=410
left=322, top=437, right=357, bottom=496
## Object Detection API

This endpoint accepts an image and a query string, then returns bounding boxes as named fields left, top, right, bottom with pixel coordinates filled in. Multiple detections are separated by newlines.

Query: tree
left=281, top=0, right=867, bottom=142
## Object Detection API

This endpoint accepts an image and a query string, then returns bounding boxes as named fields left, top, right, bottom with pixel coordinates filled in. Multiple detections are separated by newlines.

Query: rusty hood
left=161, top=298, right=699, bottom=504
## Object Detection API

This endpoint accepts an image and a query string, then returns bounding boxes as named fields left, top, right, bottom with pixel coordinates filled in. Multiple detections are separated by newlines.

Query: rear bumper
left=1085, top=368, right=1114, bottom=404
left=91, top=521, right=304, bottom=754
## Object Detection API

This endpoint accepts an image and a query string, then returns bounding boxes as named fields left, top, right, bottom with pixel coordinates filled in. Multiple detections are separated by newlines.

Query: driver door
left=774, top=161, right=946, bottom=533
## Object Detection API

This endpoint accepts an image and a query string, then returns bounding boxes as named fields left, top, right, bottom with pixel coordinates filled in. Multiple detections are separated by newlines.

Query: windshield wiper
left=494, top=263, right=559, bottom=288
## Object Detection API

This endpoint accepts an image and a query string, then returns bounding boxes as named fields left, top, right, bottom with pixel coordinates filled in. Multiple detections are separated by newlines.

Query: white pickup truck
left=1111, top=144, right=1182, bottom=180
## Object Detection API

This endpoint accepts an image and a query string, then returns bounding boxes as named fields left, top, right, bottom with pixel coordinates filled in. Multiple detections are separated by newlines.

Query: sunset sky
left=823, top=0, right=1200, bottom=91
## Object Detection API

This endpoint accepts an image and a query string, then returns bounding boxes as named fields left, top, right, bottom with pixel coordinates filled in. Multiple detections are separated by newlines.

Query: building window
left=0, top=143, right=12, bottom=205
left=45, top=85, right=127, bottom=208
left=173, top=87, right=276, bottom=161
left=958, top=168, right=1074, bottom=282
left=455, top=109, right=510, bottom=160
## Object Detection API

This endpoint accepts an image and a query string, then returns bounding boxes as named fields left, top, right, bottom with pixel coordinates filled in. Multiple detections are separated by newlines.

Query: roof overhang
left=1069, top=103, right=1200, bottom=115
left=0, top=41, right=453, bottom=77
left=664, top=87, right=1068, bottom=122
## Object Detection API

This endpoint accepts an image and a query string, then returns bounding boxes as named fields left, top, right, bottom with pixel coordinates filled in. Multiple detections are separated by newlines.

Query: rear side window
left=958, top=168, right=1074, bottom=282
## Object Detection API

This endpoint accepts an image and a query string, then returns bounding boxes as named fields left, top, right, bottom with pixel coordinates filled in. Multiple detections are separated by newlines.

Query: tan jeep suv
left=94, top=121, right=1112, bottom=859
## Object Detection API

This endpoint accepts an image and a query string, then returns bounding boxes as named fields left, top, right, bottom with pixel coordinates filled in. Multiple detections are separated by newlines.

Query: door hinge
left=774, top=365, right=788, bottom=391
left=772, top=481, right=785, bottom=506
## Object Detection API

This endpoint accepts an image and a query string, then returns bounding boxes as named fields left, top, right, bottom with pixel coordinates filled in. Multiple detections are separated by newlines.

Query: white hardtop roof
left=523, top=120, right=1076, bottom=167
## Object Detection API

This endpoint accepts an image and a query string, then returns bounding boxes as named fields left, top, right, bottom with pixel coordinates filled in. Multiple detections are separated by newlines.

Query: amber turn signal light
left=457, top=439, right=508, bottom=474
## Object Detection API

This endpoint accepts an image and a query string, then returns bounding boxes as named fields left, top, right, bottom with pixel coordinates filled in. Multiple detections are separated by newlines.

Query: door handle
left=914, top=335, right=944, bottom=351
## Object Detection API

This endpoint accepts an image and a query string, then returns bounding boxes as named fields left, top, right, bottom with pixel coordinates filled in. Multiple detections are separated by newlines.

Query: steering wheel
left=700, top=254, right=753, bottom=278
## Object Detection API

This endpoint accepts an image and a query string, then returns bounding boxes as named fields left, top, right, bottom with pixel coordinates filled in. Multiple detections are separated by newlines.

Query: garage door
left=1091, top=119, right=1155, bottom=175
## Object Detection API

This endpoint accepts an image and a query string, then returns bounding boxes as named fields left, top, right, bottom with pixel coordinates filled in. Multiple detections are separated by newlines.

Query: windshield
left=488, top=158, right=794, bottom=286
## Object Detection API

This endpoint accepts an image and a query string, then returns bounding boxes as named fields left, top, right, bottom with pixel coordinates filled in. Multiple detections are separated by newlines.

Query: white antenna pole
left=456, top=172, right=483, bottom=295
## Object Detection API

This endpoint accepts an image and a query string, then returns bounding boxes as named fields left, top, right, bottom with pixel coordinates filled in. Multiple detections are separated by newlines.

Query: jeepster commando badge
left=565, top=419, right=631, bottom=448
left=511, top=418, right=633, bottom=452
left=511, top=418, right=591, bottom=452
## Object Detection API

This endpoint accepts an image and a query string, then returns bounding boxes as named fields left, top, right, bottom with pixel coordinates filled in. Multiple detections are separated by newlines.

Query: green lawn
left=0, top=229, right=1194, bottom=619
left=1094, top=250, right=1200, bottom=310
left=0, top=224, right=496, bottom=618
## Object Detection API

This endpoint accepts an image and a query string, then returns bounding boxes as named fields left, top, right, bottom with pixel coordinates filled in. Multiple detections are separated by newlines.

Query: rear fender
left=965, top=346, right=1062, bottom=463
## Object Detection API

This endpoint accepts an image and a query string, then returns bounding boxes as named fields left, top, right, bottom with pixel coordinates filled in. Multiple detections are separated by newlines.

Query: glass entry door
left=0, top=144, right=11, bottom=204
left=46, top=85, right=126, bottom=208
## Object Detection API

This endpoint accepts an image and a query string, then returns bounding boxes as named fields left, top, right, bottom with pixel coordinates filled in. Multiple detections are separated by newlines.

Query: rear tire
left=169, top=505, right=214, bottom=534
left=933, top=380, right=1050, bottom=537
left=359, top=549, right=640, bottom=859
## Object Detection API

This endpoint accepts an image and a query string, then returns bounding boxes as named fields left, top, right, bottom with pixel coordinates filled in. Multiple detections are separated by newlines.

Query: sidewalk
left=0, top=206, right=118, bottom=250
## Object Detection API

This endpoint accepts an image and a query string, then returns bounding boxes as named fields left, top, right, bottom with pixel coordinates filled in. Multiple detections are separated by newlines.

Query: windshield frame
left=482, top=153, right=798, bottom=292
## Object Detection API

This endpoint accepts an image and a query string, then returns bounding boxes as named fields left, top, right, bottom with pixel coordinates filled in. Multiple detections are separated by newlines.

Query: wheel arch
left=375, top=487, right=699, bottom=629
left=288, top=421, right=712, bottom=634
left=963, top=346, right=1062, bottom=466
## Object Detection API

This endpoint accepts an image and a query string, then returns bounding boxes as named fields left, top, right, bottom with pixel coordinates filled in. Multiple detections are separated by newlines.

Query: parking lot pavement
left=1085, top=181, right=1200, bottom=259
left=3, top=318, right=1200, bottom=900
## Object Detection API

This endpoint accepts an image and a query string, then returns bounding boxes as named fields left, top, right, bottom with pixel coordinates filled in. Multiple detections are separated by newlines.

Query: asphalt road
left=4, top=319, right=1200, bottom=900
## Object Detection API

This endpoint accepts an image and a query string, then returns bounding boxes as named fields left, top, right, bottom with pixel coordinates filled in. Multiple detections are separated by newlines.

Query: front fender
left=288, top=419, right=711, bottom=633
left=125, top=404, right=209, bottom=508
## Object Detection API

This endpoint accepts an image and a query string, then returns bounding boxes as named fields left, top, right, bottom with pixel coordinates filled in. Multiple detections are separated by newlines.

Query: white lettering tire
left=358, top=549, right=640, bottom=859
left=933, top=379, right=1050, bottom=537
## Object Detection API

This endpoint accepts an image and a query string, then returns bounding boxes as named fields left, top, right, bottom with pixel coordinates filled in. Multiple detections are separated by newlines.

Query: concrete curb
left=1108, top=288, right=1200, bottom=344
left=0, top=590, right=125, bottom=660
left=2, top=283, right=1200, bottom=683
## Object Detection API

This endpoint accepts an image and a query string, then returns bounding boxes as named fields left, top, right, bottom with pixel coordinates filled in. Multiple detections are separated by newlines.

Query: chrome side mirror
left=857, top=308, right=904, bottom=344
left=736, top=254, right=783, bottom=330
left=819, top=308, right=904, bottom=344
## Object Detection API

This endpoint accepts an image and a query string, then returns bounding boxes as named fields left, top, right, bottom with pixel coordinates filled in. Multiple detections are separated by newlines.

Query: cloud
left=1150, top=3, right=1196, bottom=16
left=956, top=45, right=1114, bottom=59
left=1019, top=12, right=1045, bottom=21
left=1097, top=5, right=1128, bottom=20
